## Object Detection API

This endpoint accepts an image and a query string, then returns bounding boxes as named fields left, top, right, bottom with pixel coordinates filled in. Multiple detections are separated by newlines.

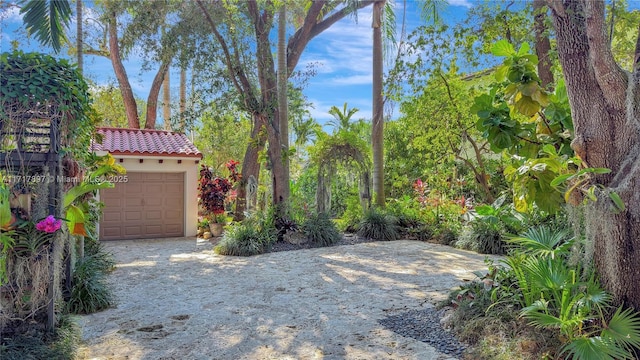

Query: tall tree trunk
left=547, top=0, right=640, bottom=308
left=76, top=0, right=83, bottom=74
left=372, top=0, right=385, bottom=207
left=533, top=0, right=553, bottom=89
left=144, top=60, right=170, bottom=129
left=108, top=12, right=139, bottom=129
left=163, top=67, right=171, bottom=130
left=179, top=66, right=186, bottom=132
left=234, top=116, right=266, bottom=221
left=277, top=4, right=290, bottom=211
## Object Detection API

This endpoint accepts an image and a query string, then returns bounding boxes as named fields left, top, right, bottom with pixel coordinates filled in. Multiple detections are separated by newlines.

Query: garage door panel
left=165, top=173, right=182, bottom=181
left=144, top=173, right=164, bottom=182
left=146, top=197, right=163, bottom=207
left=102, top=210, right=121, bottom=222
left=100, top=171, right=185, bottom=240
left=145, top=210, right=163, bottom=220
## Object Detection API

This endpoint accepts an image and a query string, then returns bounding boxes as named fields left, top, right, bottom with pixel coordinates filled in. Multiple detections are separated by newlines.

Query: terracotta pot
left=209, top=222, right=224, bottom=237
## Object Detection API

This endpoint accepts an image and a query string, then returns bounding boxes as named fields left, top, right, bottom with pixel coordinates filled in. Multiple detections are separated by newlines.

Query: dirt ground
left=77, top=238, right=494, bottom=360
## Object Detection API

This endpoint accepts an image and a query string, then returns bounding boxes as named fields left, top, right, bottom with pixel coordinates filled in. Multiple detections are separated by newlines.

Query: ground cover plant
left=445, top=225, right=640, bottom=359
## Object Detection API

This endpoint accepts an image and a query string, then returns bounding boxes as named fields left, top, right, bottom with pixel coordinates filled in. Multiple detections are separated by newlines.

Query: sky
left=0, top=1, right=474, bottom=128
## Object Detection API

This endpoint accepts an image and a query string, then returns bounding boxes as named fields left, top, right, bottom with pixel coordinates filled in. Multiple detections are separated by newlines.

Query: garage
left=91, top=127, right=202, bottom=241
left=100, top=172, right=185, bottom=240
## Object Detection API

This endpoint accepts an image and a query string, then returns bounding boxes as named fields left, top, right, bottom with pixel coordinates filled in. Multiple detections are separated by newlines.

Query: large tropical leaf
left=560, top=336, right=632, bottom=360
left=602, top=306, right=640, bottom=350
left=21, top=0, right=72, bottom=53
left=508, top=226, right=573, bottom=259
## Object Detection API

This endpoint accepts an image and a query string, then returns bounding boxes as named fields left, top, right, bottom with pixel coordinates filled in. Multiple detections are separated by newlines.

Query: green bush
left=67, top=254, right=114, bottom=314
left=455, top=225, right=640, bottom=359
left=302, top=212, right=342, bottom=247
left=335, top=195, right=363, bottom=233
left=214, top=212, right=277, bottom=256
left=357, top=208, right=400, bottom=241
left=1, top=314, right=80, bottom=360
left=432, top=226, right=459, bottom=246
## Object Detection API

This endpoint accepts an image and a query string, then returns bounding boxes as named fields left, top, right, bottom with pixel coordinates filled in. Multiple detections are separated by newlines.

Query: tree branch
left=287, top=0, right=375, bottom=75
left=195, top=0, right=257, bottom=112
left=583, top=0, right=627, bottom=109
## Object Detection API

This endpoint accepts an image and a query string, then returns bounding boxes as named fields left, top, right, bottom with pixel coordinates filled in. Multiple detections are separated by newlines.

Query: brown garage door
left=100, top=172, right=184, bottom=240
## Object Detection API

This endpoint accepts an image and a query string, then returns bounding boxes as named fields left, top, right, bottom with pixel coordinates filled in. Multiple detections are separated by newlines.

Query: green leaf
left=603, top=306, right=640, bottom=350
left=517, top=42, right=531, bottom=56
left=609, top=192, right=625, bottom=213
left=494, top=64, right=509, bottom=82
left=514, top=94, right=540, bottom=117
left=491, top=40, right=515, bottom=57
left=551, top=174, right=573, bottom=187
left=64, top=182, right=114, bottom=208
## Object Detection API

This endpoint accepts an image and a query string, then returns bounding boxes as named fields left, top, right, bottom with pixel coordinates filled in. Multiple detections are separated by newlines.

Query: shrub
left=357, top=208, right=400, bottom=241
left=336, top=195, right=363, bottom=233
left=67, top=254, right=114, bottom=314
left=1, top=314, right=81, bottom=360
left=302, top=212, right=342, bottom=247
left=214, top=212, right=277, bottom=256
left=433, top=226, right=459, bottom=246
left=452, top=225, right=640, bottom=359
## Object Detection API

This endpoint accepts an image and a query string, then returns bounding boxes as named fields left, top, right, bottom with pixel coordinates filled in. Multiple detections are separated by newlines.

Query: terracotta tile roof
left=91, top=127, right=202, bottom=158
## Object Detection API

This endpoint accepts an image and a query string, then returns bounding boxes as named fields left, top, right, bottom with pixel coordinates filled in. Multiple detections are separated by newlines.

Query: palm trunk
left=179, top=66, right=186, bottom=132
left=372, top=0, right=385, bottom=207
left=108, top=12, right=139, bottom=129
left=277, top=4, right=290, bottom=210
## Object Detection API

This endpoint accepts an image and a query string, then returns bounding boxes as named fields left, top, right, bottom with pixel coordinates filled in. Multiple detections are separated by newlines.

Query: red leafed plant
left=198, top=161, right=240, bottom=222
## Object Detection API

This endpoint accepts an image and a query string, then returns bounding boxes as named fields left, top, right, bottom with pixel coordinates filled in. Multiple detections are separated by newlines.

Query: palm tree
left=372, top=0, right=384, bottom=207
left=278, top=3, right=290, bottom=206
left=371, top=0, right=444, bottom=207
left=328, top=102, right=359, bottom=133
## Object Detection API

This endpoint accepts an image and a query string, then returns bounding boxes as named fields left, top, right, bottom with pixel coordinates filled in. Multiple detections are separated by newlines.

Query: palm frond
left=602, top=306, right=640, bottom=350
left=21, top=0, right=72, bottom=53
left=507, top=226, right=573, bottom=259
left=560, top=336, right=632, bottom=360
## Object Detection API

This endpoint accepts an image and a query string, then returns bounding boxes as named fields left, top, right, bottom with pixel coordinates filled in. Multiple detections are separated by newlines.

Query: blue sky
left=0, top=0, right=473, bottom=127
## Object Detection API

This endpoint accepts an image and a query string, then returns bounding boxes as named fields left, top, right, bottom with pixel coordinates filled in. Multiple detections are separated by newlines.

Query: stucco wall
left=96, top=152, right=200, bottom=238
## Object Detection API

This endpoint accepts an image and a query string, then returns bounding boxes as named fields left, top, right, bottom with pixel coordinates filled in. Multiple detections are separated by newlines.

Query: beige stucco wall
left=94, top=151, right=200, bottom=238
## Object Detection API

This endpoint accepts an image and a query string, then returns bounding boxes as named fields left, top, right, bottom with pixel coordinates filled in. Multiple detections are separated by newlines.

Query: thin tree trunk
left=145, top=60, right=170, bottom=129
left=548, top=0, right=640, bottom=308
left=76, top=0, right=83, bottom=74
left=278, top=4, right=290, bottom=210
left=372, top=0, right=385, bottom=207
left=108, top=12, right=139, bottom=129
left=179, top=66, right=186, bottom=132
left=533, top=0, right=553, bottom=89
left=163, top=67, right=171, bottom=130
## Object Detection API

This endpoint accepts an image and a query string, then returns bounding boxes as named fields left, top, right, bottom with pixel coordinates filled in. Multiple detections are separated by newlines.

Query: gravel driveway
left=77, top=238, right=492, bottom=360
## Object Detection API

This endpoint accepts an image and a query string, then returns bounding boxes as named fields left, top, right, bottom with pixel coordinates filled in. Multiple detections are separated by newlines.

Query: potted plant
left=198, top=160, right=240, bottom=237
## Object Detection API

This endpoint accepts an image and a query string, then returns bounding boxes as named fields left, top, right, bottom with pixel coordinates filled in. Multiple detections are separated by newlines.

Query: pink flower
left=36, top=215, right=62, bottom=233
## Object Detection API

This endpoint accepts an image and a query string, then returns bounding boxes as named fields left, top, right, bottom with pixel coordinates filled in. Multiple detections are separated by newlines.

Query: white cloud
left=448, top=0, right=474, bottom=9
left=330, top=74, right=372, bottom=86
left=0, top=4, right=22, bottom=23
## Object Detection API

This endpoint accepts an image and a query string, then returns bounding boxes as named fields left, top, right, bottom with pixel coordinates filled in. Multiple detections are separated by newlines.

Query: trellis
left=0, top=103, right=65, bottom=333
left=0, top=52, right=92, bottom=334
left=316, top=142, right=371, bottom=214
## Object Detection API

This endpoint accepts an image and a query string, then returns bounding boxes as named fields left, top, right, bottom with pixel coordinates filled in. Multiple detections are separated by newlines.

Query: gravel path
left=77, top=238, right=494, bottom=360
